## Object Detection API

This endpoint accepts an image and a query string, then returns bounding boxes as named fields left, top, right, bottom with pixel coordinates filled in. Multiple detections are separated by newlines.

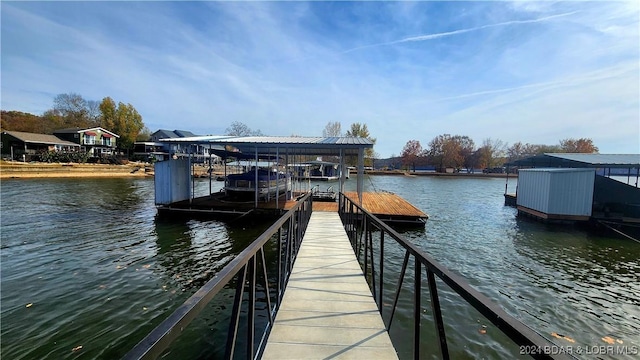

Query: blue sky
left=2, top=1, right=638, bottom=158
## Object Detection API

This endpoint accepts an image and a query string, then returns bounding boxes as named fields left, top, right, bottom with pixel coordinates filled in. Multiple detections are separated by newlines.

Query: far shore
left=362, top=170, right=517, bottom=178
left=1, top=161, right=516, bottom=180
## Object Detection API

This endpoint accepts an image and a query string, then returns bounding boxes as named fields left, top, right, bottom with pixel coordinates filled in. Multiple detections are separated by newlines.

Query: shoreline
left=0, top=161, right=154, bottom=179
left=0, top=161, right=231, bottom=179
left=1, top=161, right=517, bottom=180
left=358, top=170, right=517, bottom=179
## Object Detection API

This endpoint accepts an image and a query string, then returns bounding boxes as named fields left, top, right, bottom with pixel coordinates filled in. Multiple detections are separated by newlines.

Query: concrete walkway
left=262, top=212, right=398, bottom=360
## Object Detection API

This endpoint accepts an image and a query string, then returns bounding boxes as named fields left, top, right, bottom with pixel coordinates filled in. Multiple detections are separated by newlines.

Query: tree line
left=1, top=93, right=149, bottom=152
left=399, top=135, right=599, bottom=171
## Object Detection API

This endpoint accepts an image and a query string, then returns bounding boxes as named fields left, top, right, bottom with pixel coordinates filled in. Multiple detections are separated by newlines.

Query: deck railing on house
left=338, top=192, right=574, bottom=360
left=123, top=193, right=312, bottom=360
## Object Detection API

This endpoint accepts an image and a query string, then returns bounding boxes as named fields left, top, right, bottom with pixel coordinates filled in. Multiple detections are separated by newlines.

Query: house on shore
left=1, top=130, right=81, bottom=161
left=53, top=127, right=119, bottom=158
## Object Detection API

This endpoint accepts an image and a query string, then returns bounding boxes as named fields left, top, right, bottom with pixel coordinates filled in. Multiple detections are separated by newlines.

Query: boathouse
left=505, top=153, right=640, bottom=225
left=152, top=134, right=429, bottom=226
left=154, top=135, right=372, bottom=209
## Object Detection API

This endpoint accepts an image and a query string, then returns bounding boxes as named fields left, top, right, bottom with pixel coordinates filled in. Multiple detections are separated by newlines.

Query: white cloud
left=1, top=1, right=638, bottom=157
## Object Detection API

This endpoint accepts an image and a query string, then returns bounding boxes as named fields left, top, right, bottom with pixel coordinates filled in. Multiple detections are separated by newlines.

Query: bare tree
left=225, top=121, right=263, bottom=136
left=53, top=93, right=93, bottom=128
left=322, top=121, right=342, bottom=137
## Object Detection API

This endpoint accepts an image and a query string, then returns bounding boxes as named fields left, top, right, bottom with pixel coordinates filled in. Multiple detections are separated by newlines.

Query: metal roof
left=506, top=153, right=640, bottom=169
left=2, top=131, right=81, bottom=147
left=159, top=135, right=374, bottom=157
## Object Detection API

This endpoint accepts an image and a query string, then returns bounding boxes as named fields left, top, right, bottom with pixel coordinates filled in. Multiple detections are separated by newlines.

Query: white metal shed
left=517, top=168, right=595, bottom=220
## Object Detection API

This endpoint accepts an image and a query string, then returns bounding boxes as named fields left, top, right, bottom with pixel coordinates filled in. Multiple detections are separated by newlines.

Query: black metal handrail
left=124, top=193, right=313, bottom=360
left=338, top=193, right=574, bottom=360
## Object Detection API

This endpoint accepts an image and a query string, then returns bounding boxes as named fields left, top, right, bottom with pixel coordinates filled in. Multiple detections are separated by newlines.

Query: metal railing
left=124, top=193, right=313, bottom=360
left=338, top=193, right=574, bottom=360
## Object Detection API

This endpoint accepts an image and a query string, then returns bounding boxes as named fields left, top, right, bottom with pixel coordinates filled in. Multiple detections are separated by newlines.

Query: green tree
left=99, top=97, right=117, bottom=131
left=345, top=123, right=376, bottom=166
left=98, top=97, right=144, bottom=153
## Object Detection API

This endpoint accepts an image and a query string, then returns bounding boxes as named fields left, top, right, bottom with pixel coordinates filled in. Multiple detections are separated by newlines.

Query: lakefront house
left=1, top=130, right=81, bottom=161
left=54, top=127, right=120, bottom=157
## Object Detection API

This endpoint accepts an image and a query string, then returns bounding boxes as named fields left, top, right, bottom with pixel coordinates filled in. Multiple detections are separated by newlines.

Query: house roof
left=2, top=131, right=80, bottom=147
left=53, top=127, right=120, bottom=138
left=159, top=135, right=374, bottom=157
left=173, top=130, right=196, bottom=138
left=505, top=153, right=640, bottom=169
left=152, top=129, right=197, bottom=139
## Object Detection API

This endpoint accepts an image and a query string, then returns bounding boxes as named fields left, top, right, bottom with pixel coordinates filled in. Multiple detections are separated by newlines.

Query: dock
left=160, top=191, right=428, bottom=226
left=262, top=212, right=398, bottom=359
left=343, top=191, right=428, bottom=225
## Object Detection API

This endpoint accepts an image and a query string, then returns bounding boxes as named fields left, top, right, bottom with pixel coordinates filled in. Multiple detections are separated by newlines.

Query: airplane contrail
left=343, top=11, right=580, bottom=53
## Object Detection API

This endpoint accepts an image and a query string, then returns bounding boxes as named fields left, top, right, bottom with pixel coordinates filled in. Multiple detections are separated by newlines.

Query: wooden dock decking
left=342, top=191, right=428, bottom=225
left=262, top=212, right=398, bottom=359
left=161, top=191, right=427, bottom=225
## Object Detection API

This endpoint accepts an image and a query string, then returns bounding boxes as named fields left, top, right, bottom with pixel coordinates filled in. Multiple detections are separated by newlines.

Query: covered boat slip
left=155, top=135, right=372, bottom=208
left=154, top=135, right=428, bottom=225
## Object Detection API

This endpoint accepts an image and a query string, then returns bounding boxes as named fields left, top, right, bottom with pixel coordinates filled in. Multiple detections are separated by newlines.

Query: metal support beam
left=357, top=147, right=364, bottom=204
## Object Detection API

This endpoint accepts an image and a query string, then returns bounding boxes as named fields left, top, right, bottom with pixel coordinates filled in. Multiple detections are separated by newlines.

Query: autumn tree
left=507, top=141, right=570, bottom=160
left=225, top=121, right=263, bottom=136
left=345, top=122, right=376, bottom=166
left=0, top=111, right=52, bottom=133
left=401, top=140, right=424, bottom=171
left=475, top=138, right=507, bottom=169
left=427, top=134, right=475, bottom=171
left=99, top=97, right=144, bottom=153
left=559, top=138, right=598, bottom=153
left=322, top=121, right=342, bottom=137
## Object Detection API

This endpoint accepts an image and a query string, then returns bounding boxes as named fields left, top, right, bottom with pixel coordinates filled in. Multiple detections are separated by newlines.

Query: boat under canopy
left=225, top=168, right=292, bottom=201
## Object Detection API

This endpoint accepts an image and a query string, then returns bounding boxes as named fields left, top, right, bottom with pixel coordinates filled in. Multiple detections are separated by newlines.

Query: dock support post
left=339, top=148, right=345, bottom=194
left=190, top=151, right=194, bottom=204
left=254, top=147, right=259, bottom=208
left=357, top=147, right=364, bottom=204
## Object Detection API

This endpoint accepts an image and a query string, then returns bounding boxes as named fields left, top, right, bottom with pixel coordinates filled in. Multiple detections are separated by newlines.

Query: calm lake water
left=1, top=175, right=638, bottom=359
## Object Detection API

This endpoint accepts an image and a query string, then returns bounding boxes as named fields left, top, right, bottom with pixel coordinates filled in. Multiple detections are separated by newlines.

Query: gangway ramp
left=262, top=212, right=398, bottom=359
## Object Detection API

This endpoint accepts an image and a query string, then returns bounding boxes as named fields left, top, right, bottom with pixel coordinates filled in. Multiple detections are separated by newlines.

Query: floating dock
left=343, top=191, right=428, bottom=225
left=159, top=191, right=428, bottom=226
left=261, top=212, right=398, bottom=359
